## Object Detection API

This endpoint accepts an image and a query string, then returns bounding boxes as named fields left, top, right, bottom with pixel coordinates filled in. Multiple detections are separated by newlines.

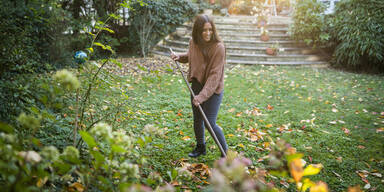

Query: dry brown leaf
left=68, top=182, right=84, bottom=192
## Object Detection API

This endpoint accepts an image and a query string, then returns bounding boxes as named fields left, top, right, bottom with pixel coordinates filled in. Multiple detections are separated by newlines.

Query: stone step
left=228, top=52, right=323, bottom=62
left=174, top=34, right=290, bottom=41
left=152, top=16, right=327, bottom=66
left=183, top=22, right=288, bottom=28
left=155, top=44, right=317, bottom=55
left=163, top=39, right=306, bottom=49
left=151, top=50, right=328, bottom=67
left=226, top=59, right=328, bottom=66
left=212, top=16, right=293, bottom=25
left=182, top=25, right=288, bottom=34
left=177, top=30, right=289, bottom=37
left=152, top=48, right=322, bottom=62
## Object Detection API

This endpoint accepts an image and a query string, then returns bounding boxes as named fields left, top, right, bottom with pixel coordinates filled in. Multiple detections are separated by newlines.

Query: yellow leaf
left=179, top=130, right=184, bottom=135
left=347, top=185, right=363, bottom=192
left=266, top=124, right=273, bottom=128
left=36, top=177, right=48, bottom=187
left=227, top=134, right=234, bottom=137
left=310, top=181, right=328, bottom=192
left=182, top=136, right=191, bottom=141
left=237, top=143, right=245, bottom=148
left=303, top=164, right=323, bottom=176
left=69, top=182, right=85, bottom=192
left=300, top=178, right=315, bottom=192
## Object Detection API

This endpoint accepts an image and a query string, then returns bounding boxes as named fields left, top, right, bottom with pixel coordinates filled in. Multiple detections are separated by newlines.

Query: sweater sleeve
left=195, top=43, right=225, bottom=103
left=178, top=40, right=191, bottom=63
left=178, top=52, right=189, bottom=63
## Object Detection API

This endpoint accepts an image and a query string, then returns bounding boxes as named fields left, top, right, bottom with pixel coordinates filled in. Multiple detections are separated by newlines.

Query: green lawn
left=89, top=58, right=384, bottom=191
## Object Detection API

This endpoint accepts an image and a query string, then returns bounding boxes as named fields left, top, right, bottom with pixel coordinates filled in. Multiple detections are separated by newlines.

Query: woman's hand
left=170, top=52, right=180, bottom=61
left=192, top=97, right=200, bottom=107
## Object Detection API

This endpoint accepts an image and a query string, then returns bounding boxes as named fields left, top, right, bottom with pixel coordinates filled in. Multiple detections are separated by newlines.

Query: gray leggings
left=191, top=80, right=227, bottom=152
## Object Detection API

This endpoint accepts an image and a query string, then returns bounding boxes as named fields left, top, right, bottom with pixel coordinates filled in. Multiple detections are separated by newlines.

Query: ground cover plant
left=1, top=54, right=383, bottom=191
left=114, top=57, right=384, bottom=191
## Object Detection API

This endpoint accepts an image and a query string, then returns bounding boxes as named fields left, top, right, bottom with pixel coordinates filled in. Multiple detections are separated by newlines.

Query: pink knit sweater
left=178, top=39, right=225, bottom=103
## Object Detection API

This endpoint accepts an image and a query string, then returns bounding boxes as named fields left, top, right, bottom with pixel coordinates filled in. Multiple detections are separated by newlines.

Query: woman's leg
left=201, top=92, right=228, bottom=153
left=191, top=81, right=205, bottom=145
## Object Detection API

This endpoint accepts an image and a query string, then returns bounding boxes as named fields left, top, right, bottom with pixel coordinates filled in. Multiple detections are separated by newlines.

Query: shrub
left=0, top=0, right=72, bottom=75
left=127, top=0, right=198, bottom=57
left=330, top=0, right=384, bottom=72
left=290, top=0, right=330, bottom=48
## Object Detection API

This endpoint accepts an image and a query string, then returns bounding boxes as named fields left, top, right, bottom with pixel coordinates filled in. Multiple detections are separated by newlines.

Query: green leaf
left=111, top=144, right=126, bottom=153
left=79, top=131, right=97, bottom=148
left=0, top=122, right=14, bottom=133
left=269, top=170, right=289, bottom=178
left=102, top=27, right=114, bottom=34
left=137, top=137, right=145, bottom=148
left=94, top=42, right=106, bottom=49
left=286, top=153, right=304, bottom=164
left=91, top=151, right=105, bottom=169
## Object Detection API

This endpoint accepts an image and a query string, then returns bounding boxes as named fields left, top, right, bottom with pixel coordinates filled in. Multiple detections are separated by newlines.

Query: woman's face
left=202, top=22, right=213, bottom=42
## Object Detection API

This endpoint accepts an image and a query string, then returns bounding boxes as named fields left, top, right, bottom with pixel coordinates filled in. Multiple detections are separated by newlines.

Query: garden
left=0, top=0, right=383, bottom=191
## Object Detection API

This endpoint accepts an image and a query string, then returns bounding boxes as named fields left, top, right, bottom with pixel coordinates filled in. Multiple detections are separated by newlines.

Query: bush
left=0, top=0, right=72, bottom=75
left=127, top=0, right=198, bottom=57
left=330, top=0, right=384, bottom=72
left=290, top=0, right=330, bottom=48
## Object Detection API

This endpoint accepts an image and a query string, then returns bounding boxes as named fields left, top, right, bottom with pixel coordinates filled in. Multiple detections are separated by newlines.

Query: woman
left=171, top=14, right=228, bottom=158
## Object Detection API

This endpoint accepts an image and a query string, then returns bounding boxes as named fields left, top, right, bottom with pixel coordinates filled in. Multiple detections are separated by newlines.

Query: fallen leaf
left=347, top=186, right=363, bottom=192
left=332, top=108, right=338, bottom=113
left=341, top=127, right=350, bottom=135
left=371, top=173, right=382, bottom=178
left=289, top=159, right=303, bottom=182
left=227, top=134, right=234, bottom=137
left=228, top=108, right=235, bottom=112
left=179, top=130, right=184, bottom=135
left=376, top=128, right=384, bottom=133
left=37, top=177, right=48, bottom=188
left=310, top=181, right=328, bottom=192
left=303, top=164, right=323, bottom=176
left=267, top=104, right=274, bottom=110
left=68, top=182, right=84, bottom=192
left=357, top=145, right=365, bottom=149
left=171, top=180, right=179, bottom=186
left=363, top=183, right=371, bottom=190
left=332, top=171, right=341, bottom=177
left=182, top=136, right=191, bottom=141
left=266, top=124, right=273, bottom=128
left=237, top=143, right=245, bottom=148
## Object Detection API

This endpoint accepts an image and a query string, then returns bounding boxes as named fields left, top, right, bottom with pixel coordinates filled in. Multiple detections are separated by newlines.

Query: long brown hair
left=192, top=14, right=221, bottom=60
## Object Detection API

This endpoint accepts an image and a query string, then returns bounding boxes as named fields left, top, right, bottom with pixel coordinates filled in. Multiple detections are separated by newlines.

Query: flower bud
left=53, top=69, right=80, bottom=90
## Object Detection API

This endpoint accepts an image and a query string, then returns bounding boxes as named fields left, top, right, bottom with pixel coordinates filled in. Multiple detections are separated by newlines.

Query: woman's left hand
left=192, top=97, right=200, bottom=107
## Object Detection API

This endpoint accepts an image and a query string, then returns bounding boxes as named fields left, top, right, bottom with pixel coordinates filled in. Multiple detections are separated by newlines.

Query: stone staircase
left=152, top=15, right=328, bottom=67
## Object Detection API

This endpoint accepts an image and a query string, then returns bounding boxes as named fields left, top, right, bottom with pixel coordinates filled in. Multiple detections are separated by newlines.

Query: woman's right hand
left=171, top=52, right=180, bottom=61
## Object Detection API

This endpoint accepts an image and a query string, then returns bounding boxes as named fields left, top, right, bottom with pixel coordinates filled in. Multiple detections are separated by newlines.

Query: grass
left=82, top=59, right=384, bottom=191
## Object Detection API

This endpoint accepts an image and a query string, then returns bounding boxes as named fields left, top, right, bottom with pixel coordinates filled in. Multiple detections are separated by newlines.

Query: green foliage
left=0, top=0, right=73, bottom=75
left=290, top=0, right=329, bottom=48
left=330, top=0, right=384, bottom=72
left=127, top=0, right=198, bottom=56
left=196, top=1, right=222, bottom=13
